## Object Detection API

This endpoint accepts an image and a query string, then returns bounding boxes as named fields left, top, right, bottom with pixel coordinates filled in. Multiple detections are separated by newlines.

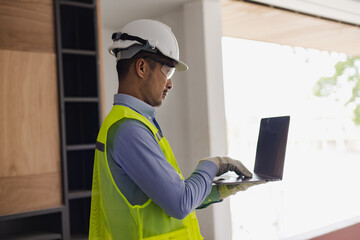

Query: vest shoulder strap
left=97, top=105, right=160, bottom=144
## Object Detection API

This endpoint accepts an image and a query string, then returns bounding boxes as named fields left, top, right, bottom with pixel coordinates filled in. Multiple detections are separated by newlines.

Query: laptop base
left=213, top=172, right=278, bottom=185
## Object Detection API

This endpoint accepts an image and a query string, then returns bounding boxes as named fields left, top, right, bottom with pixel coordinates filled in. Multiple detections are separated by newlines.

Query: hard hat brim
left=176, top=60, right=188, bottom=72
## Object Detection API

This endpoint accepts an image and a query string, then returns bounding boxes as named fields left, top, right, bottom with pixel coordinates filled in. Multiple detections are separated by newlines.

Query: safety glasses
left=144, top=56, right=176, bottom=80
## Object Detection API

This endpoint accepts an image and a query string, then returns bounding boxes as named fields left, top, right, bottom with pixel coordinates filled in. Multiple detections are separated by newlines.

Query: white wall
left=101, top=12, right=190, bottom=177
left=101, top=26, right=118, bottom=116
left=100, top=1, right=231, bottom=239
left=181, top=2, right=231, bottom=240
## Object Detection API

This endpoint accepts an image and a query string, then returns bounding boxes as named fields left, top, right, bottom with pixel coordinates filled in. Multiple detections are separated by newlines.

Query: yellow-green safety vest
left=89, top=105, right=203, bottom=240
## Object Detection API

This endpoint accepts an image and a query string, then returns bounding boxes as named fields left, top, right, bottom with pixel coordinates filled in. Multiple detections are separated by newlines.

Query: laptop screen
left=254, top=116, right=290, bottom=179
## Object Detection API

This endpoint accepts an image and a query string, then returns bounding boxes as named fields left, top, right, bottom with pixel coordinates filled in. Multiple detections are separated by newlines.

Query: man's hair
left=116, top=51, right=158, bottom=80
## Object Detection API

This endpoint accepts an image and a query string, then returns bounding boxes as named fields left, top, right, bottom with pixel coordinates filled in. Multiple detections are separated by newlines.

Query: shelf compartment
left=0, top=211, right=62, bottom=239
left=60, top=5, right=95, bottom=50
left=62, top=54, right=98, bottom=97
left=67, top=149, right=94, bottom=192
left=69, top=198, right=91, bottom=238
left=65, top=102, right=99, bottom=145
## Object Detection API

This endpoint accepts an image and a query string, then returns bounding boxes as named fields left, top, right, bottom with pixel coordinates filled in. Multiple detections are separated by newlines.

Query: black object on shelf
left=62, top=54, right=98, bottom=97
left=65, top=102, right=99, bottom=145
left=60, top=5, right=95, bottom=50
left=67, top=150, right=95, bottom=192
left=69, top=198, right=91, bottom=237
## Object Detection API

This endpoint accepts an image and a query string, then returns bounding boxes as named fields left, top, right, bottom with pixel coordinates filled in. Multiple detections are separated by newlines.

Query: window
left=222, top=37, right=360, bottom=239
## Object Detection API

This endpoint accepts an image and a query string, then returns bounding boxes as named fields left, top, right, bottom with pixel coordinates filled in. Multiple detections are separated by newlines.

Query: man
left=89, top=19, right=261, bottom=240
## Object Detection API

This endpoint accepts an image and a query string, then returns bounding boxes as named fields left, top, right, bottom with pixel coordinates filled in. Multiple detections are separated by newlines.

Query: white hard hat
left=108, top=19, right=188, bottom=71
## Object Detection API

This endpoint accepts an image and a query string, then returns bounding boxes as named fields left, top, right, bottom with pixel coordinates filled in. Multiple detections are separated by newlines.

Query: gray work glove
left=201, top=156, right=253, bottom=177
left=217, top=182, right=265, bottom=200
left=201, top=156, right=266, bottom=200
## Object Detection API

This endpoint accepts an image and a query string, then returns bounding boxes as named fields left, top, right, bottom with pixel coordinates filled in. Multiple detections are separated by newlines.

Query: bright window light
left=222, top=37, right=360, bottom=240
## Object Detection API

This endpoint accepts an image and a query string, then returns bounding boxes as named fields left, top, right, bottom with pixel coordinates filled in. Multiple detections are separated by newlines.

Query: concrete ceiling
left=250, top=0, right=360, bottom=25
left=99, top=0, right=360, bottom=54
left=100, top=0, right=195, bottom=30
left=100, top=0, right=360, bottom=30
left=222, top=1, right=360, bottom=55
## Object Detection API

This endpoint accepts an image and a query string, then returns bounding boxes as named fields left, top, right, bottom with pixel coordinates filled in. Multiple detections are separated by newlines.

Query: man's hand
left=217, top=182, right=265, bottom=200
left=201, top=156, right=252, bottom=177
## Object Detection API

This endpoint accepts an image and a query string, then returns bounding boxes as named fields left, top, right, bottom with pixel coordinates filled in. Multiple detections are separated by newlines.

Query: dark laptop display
left=214, top=116, right=290, bottom=185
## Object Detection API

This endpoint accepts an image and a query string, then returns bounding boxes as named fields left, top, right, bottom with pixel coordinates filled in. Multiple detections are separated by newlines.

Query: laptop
left=214, top=116, right=290, bottom=185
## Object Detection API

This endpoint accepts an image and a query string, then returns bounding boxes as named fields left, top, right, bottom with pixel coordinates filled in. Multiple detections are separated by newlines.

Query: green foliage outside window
left=313, top=56, right=360, bottom=125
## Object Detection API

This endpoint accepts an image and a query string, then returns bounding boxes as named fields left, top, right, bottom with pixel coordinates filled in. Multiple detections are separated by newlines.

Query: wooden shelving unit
left=55, top=0, right=102, bottom=239
left=0, top=0, right=101, bottom=239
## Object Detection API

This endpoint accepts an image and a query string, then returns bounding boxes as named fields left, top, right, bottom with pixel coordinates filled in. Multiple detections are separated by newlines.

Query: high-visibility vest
left=89, top=105, right=203, bottom=240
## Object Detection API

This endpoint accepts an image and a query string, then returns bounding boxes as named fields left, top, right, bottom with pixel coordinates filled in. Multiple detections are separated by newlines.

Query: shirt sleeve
left=110, top=118, right=218, bottom=219
left=196, top=185, right=222, bottom=209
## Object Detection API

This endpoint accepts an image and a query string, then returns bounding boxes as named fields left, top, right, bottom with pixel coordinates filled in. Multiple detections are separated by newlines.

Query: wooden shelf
left=69, top=190, right=92, bottom=199
left=64, top=97, right=99, bottom=102
left=0, top=207, right=64, bottom=222
left=59, top=0, right=94, bottom=9
left=57, top=0, right=100, bottom=238
left=62, top=49, right=97, bottom=55
left=5, top=232, right=62, bottom=240
left=66, top=144, right=95, bottom=151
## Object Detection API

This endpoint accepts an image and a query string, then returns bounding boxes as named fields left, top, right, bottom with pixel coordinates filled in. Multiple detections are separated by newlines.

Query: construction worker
left=89, top=19, right=261, bottom=240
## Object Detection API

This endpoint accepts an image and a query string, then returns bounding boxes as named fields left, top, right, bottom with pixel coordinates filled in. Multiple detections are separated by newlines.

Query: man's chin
left=153, top=99, right=164, bottom=107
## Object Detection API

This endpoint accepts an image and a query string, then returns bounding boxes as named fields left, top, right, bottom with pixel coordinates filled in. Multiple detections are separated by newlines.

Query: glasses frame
left=143, top=56, right=176, bottom=68
left=143, top=56, right=176, bottom=79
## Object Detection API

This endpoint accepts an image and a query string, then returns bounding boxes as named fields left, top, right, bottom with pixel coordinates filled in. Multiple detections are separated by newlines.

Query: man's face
left=143, top=58, right=174, bottom=107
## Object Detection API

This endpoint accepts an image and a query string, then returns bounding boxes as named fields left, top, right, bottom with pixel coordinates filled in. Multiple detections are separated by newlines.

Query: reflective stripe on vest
left=89, top=105, right=203, bottom=240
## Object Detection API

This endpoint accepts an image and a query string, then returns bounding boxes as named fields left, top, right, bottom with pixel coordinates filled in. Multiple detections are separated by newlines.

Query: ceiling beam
left=221, top=0, right=360, bottom=56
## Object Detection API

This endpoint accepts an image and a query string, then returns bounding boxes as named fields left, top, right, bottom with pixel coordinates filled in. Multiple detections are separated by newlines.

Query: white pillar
left=183, top=1, right=231, bottom=239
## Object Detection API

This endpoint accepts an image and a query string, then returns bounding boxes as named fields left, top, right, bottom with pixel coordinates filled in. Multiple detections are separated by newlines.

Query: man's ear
left=135, top=58, right=146, bottom=79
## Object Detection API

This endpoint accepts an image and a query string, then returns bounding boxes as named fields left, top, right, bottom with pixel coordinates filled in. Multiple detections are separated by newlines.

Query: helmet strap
left=112, top=32, right=149, bottom=46
left=112, top=32, right=161, bottom=61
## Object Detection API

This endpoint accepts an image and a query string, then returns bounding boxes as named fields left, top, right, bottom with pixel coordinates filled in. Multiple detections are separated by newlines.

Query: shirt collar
left=114, top=94, right=156, bottom=120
